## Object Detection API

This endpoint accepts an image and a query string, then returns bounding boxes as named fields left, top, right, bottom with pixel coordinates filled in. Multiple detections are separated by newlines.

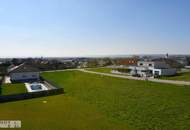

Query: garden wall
left=0, top=88, right=64, bottom=103
left=0, top=77, right=64, bottom=103
left=0, top=76, right=4, bottom=95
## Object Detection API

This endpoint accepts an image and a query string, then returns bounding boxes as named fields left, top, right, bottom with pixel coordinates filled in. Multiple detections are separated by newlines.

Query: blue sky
left=0, top=0, right=189, bottom=57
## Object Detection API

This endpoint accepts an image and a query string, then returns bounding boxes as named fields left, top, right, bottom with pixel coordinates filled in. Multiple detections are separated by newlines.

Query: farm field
left=160, top=72, right=190, bottom=81
left=0, top=70, right=190, bottom=130
left=0, top=83, right=27, bottom=95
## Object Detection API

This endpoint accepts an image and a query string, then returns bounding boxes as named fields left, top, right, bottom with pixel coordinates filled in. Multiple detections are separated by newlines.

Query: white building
left=129, top=61, right=176, bottom=77
left=8, top=63, right=40, bottom=82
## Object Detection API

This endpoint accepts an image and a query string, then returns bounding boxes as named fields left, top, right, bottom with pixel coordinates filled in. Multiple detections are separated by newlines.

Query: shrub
left=114, top=68, right=130, bottom=73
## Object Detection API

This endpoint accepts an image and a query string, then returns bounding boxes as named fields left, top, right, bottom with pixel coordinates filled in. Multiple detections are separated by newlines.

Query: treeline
left=113, top=68, right=130, bottom=73
left=86, top=58, right=114, bottom=68
left=0, top=58, right=79, bottom=74
left=0, top=62, right=11, bottom=76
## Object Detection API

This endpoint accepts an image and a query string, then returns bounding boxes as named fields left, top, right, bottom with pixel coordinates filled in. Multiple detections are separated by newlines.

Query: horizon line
left=0, top=53, right=190, bottom=59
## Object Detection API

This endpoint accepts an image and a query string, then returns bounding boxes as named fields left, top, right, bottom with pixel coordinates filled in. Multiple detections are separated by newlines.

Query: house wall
left=138, top=61, right=169, bottom=69
left=152, top=69, right=162, bottom=76
left=138, top=61, right=154, bottom=67
left=136, top=70, right=147, bottom=77
left=129, top=66, right=152, bottom=77
left=154, top=62, right=169, bottom=69
left=10, top=72, right=40, bottom=81
left=160, top=69, right=176, bottom=76
left=119, top=58, right=138, bottom=66
left=152, top=68, right=176, bottom=76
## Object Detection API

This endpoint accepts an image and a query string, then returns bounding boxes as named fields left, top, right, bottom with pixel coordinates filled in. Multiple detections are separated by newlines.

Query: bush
left=114, top=68, right=130, bottom=73
left=0, top=78, right=2, bottom=95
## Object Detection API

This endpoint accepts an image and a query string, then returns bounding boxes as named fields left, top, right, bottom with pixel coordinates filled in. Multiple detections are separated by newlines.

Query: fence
left=40, top=76, right=62, bottom=88
left=0, top=88, right=64, bottom=103
left=0, top=77, right=64, bottom=103
left=0, top=78, right=2, bottom=95
left=0, top=76, right=4, bottom=95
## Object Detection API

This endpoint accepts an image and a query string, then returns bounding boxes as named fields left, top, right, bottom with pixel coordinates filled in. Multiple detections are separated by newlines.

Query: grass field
left=86, top=67, right=113, bottom=73
left=1, top=83, right=27, bottom=95
left=0, top=71, right=190, bottom=130
left=87, top=67, right=130, bottom=75
left=160, top=72, right=190, bottom=81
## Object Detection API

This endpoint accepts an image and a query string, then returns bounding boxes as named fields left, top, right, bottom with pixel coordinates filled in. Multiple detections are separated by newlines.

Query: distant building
left=185, top=66, right=190, bottom=69
left=175, top=57, right=188, bottom=66
left=8, top=63, right=40, bottom=82
left=119, top=58, right=138, bottom=66
left=165, top=53, right=169, bottom=59
left=129, top=61, right=176, bottom=77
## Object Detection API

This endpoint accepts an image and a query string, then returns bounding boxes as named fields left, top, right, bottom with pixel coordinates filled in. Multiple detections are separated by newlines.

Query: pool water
left=25, top=82, right=48, bottom=92
left=30, top=84, right=42, bottom=90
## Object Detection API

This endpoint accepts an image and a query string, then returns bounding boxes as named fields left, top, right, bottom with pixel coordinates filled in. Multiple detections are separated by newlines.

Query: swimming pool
left=25, top=82, right=48, bottom=92
left=30, top=83, right=42, bottom=90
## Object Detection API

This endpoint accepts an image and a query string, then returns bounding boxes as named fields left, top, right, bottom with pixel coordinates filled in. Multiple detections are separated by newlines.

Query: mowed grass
left=160, top=72, right=190, bottom=81
left=1, top=83, right=27, bottom=95
left=0, top=72, right=131, bottom=130
left=41, top=71, right=190, bottom=130
left=0, top=95, right=129, bottom=130
left=86, top=67, right=113, bottom=73
left=87, top=67, right=130, bottom=75
left=0, top=71, right=190, bottom=130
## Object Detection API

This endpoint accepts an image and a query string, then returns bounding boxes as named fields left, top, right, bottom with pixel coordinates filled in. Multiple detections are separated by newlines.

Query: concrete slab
left=4, top=76, right=11, bottom=84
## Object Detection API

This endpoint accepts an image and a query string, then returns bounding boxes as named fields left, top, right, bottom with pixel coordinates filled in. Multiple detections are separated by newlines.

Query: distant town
left=1, top=53, right=190, bottom=129
left=0, top=54, right=190, bottom=75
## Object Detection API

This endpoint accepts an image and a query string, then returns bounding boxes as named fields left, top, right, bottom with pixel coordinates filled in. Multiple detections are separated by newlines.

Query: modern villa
left=129, top=61, right=176, bottom=77
left=7, top=63, right=40, bottom=82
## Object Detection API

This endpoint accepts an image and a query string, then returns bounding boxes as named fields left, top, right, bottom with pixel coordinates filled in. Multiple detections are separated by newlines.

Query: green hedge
left=114, top=68, right=130, bottom=73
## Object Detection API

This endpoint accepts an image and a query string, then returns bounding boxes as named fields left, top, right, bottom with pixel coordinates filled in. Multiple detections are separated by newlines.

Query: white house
left=129, top=61, right=176, bottom=77
left=8, top=63, right=40, bottom=82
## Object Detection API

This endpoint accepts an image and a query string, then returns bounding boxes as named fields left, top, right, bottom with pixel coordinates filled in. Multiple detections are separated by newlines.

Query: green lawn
left=1, top=83, right=27, bottom=95
left=86, top=67, right=130, bottom=76
left=86, top=67, right=113, bottom=73
left=160, top=72, right=190, bottom=81
left=0, top=71, right=190, bottom=130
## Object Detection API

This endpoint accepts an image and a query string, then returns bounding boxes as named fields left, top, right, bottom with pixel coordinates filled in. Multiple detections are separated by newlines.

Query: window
left=139, top=63, right=143, bottom=66
left=32, top=75, right=36, bottom=77
left=149, top=64, right=152, bottom=66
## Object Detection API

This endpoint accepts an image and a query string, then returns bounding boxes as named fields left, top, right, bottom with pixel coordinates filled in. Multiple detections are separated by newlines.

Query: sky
left=0, top=0, right=190, bottom=57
